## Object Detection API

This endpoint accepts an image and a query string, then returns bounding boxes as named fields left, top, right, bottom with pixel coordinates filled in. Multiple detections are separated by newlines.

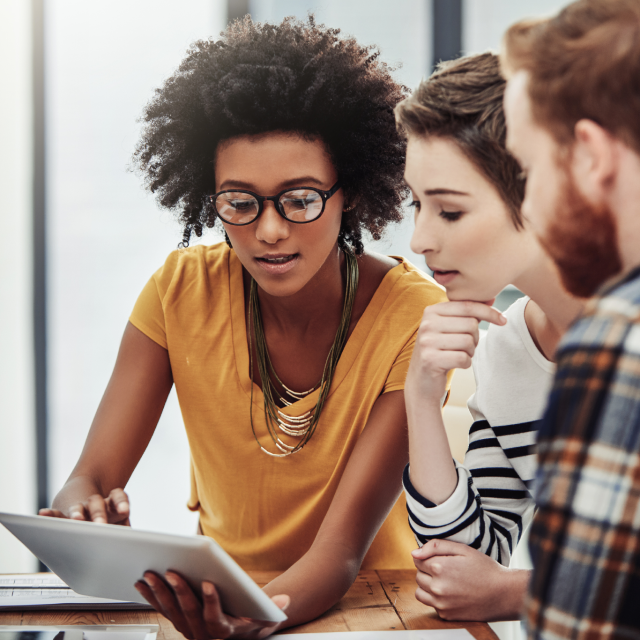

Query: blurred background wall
left=0, top=0, right=570, bottom=572
left=0, top=0, right=37, bottom=572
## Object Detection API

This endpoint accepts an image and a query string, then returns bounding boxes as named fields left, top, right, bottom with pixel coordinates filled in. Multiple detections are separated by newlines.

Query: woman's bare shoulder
left=355, top=251, right=446, bottom=319
left=356, top=251, right=400, bottom=285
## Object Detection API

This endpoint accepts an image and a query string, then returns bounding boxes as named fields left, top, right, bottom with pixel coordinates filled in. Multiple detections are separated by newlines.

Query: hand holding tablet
left=135, top=570, right=289, bottom=639
left=0, top=512, right=288, bottom=631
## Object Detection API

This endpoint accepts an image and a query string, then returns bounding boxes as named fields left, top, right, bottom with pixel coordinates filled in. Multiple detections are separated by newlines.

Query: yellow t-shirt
left=129, top=243, right=446, bottom=570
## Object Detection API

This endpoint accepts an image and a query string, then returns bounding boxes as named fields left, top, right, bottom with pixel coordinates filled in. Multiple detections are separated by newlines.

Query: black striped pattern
left=404, top=418, right=539, bottom=566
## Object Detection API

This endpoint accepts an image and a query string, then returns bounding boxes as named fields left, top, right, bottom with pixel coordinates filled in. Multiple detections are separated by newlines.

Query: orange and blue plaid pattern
left=527, top=267, right=640, bottom=640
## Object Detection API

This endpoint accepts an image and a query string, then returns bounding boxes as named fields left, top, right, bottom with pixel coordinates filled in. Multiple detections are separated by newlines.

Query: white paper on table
left=273, top=629, right=476, bottom=640
left=83, top=630, right=157, bottom=640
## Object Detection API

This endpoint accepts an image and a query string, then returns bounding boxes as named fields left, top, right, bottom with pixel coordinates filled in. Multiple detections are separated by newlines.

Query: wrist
left=405, top=361, right=447, bottom=405
left=404, top=384, right=445, bottom=415
left=491, top=568, right=530, bottom=621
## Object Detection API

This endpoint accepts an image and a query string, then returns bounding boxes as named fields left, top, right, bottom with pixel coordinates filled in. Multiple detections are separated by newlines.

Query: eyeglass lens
left=215, top=188, right=324, bottom=225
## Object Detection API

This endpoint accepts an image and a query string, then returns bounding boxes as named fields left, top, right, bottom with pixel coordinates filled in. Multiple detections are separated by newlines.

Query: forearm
left=404, top=300, right=501, bottom=505
left=489, top=568, right=530, bottom=621
left=262, top=540, right=360, bottom=632
left=406, top=391, right=458, bottom=505
left=48, top=325, right=172, bottom=517
left=261, top=390, right=409, bottom=634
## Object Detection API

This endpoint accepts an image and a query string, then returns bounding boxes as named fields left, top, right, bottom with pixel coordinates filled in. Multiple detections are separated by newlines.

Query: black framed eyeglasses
left=211, top=181, right=342, bottom=226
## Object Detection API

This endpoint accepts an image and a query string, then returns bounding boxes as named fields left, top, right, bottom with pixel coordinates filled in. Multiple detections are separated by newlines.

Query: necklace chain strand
left=248, top=250, right=359, bottom=457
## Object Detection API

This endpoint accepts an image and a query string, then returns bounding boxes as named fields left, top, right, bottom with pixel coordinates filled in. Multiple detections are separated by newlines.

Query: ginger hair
left=501, top=0, right=640, bottom=153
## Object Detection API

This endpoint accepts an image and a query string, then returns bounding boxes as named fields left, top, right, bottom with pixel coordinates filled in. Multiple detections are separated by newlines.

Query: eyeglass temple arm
left=325, top=181, right=342, bottom=199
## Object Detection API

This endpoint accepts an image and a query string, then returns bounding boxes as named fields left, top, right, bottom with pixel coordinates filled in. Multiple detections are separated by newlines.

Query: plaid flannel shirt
left=527, top=266, right=640, bottom=640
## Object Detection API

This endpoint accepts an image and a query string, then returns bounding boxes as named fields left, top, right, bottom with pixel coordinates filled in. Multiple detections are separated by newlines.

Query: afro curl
left=133, top=15, right=409, bottom=253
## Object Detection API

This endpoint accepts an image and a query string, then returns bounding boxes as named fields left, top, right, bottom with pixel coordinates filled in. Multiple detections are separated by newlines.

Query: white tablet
left=0, top=512, right=287, bottom=623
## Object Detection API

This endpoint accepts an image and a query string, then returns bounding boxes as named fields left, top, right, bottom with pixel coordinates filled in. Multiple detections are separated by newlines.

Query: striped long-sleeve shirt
left=528, top=267, right=640, bottom=640
left=404, top=296, right=555, bottom=565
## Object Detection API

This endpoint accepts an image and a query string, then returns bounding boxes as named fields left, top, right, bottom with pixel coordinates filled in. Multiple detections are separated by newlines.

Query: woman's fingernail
left=165, top=574, right=179, bottom=588
left=202, top=582, right=214, bottom=596
left=144, top=574, right=156, bottom=587
left=411, top=549, right=421, bottom=557
left=117, top=503, right=129, bottom=513
left=274, top=594, right=290, bottom=611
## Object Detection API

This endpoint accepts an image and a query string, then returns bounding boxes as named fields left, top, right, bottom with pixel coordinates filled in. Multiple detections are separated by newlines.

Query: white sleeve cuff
left=403, top=462, right=475, bottom=528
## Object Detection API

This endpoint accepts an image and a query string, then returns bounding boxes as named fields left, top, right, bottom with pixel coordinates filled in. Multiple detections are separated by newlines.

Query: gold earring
left=343, top=205, right=354, bottom=212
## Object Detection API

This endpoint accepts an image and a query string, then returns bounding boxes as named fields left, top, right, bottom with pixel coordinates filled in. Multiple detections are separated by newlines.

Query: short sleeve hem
left=128, top=315, right=168, bottom=350
left=129, top=263, right=172, bottom=350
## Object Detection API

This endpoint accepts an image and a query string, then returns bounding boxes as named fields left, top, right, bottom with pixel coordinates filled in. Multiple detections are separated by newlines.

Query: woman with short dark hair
left=41, top=16, right=446, bottom=638
left=396, top=53, right=584, bottom=622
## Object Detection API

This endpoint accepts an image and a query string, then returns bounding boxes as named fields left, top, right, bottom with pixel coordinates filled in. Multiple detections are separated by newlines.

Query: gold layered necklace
left=248, top=250, right=359, bottom=457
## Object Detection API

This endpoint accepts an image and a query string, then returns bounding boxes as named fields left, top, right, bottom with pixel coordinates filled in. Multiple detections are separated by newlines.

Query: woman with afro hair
left=42, top=16, right=446, bottom=637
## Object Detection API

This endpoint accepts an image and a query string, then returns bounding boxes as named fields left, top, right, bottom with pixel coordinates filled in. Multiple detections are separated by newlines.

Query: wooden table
left=0, top=570, right=497, bottom=639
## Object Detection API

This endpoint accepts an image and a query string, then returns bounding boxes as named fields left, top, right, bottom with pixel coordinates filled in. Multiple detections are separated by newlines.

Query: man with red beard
left=501, top=0, right=640, bottom=638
